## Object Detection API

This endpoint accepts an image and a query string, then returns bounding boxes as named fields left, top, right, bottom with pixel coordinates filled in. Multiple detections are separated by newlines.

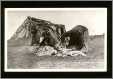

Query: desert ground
left=7, top=35, right=105, bottom=70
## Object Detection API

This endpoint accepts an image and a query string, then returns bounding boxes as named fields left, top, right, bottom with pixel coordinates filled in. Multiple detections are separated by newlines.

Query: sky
left=5, top=8, right=107, bottom=40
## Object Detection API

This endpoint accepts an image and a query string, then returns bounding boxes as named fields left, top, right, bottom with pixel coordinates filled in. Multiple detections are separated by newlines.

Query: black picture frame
left=1, top=1, right=112, bottom=78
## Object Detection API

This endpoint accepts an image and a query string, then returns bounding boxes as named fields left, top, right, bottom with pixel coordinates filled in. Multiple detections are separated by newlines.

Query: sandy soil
left=7, top=36, right=105, bottom=70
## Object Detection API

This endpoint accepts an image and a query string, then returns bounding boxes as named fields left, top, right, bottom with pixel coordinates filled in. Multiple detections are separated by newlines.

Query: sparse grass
left=7, top=35, right=105, bottom=70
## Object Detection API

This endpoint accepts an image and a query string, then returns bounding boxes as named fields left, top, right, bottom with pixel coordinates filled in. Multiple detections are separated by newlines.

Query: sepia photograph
left=5, top=8, right=107, bottom=72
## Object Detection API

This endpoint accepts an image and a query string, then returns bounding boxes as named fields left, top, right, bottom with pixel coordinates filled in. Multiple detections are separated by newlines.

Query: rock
left=33, top=45, right=87, bottom=57
left=34, top=46, right=57, bottom=56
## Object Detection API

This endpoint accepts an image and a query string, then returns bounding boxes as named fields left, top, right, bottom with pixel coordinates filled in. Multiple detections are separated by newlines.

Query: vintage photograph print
left=1, top=1, right=112, bottom=78
left=5, top=8, right=107, bottom=72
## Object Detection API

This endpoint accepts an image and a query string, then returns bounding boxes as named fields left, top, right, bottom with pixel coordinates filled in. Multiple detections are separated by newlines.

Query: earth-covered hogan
left=8, top=16, right=89, bottom=56
left=7, top=16, right=105, bottom=69
left=10, top=16, right=66, bottom=46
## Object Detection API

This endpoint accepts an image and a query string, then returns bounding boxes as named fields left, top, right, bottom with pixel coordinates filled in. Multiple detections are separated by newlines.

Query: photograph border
left=1, top=1, right=112, bottom=78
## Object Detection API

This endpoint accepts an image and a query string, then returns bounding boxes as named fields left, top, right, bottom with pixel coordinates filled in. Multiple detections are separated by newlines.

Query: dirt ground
left=7, top=35, right=105, bottom=70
